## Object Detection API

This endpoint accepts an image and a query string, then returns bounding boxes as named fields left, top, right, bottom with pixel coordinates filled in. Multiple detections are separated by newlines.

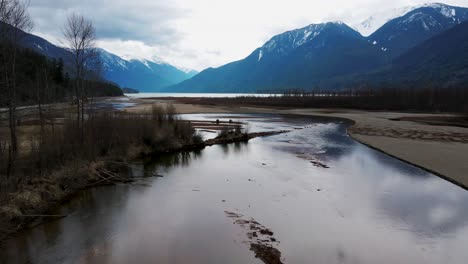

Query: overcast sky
left=30, top=0, right=468, bottom=71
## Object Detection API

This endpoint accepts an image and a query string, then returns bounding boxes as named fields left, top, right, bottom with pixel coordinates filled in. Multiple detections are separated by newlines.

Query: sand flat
left=125, top=98, right=468, bottom=189
left=351, top=135, right=468, bottom=188
left=286, top=108, right=468, bottom=188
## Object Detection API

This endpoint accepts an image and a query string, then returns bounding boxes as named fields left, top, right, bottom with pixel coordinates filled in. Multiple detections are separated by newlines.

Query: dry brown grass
left=0, top=103, right=200, bottom=233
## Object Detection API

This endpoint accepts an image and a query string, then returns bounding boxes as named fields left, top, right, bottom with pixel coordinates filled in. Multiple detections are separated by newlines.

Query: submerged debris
left=250, top=244, right=283, bottom=264
left=310, top=161, right=329, bottom=169
left=296, top=153, right=330, bottom=169
left=225, top=211, right=284, bottom=264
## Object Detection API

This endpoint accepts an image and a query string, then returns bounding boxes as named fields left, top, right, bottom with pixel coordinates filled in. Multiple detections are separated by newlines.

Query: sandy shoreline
left=124, top=97, right=468, bottom=190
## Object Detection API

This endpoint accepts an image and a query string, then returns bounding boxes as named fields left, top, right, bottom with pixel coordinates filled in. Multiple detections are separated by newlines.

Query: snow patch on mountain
left=98, top=48, right=129, bottom=70
left=354, top=3, right=462, bottom=37
left=151, top=55, right=166, bottom=65
left=425, top=3, right=457, bottom=19
left=258, top=22, right=349, bottom=60
left=118, top=53, right=166, bottom=67
left=116, top=60, right=128, bottom=69
left=98, top=48, right=196, bottom=73
left=354, top=5, right=417, bottom=36
left=133, top=58, right=153, bottom=70
left=175, top=66, right=198, bottom=75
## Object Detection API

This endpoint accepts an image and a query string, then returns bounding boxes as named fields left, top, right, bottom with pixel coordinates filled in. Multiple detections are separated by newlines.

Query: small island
left=122, top=87, right=139, bottom=94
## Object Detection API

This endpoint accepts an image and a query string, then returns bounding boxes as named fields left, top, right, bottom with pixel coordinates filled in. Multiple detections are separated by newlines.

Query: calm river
left=1, top=114, right=468, bottom=264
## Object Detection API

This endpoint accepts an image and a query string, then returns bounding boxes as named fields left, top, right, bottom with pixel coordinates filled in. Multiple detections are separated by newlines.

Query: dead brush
left=1, top=103, right=198, bottom=196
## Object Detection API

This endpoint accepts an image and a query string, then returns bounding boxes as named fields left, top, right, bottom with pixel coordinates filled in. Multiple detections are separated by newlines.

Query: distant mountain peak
left=96, top=48, right=129, bottom=70
left=353, top=2, right=462, bottom=36
left=367, top=2, right=468, bottom=58
left=353, top=6, right=417, bottom=36
left=328, top=21, right=346, bottom=25
left=168, top=3, right=468, bottom=93
left=175, top=66, right=198, bottom=75
left=257, top=22, right=358, bottom=62
left=117, top=53, right=167, bottom=66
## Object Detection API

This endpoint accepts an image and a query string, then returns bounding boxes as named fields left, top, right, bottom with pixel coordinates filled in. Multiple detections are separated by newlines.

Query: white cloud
left=30, top=0, right=468, bottom=71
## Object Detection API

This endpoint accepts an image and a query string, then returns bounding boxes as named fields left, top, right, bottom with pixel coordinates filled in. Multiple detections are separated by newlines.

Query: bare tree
left=0, top=0, right=33, bottom=155
left=62, top=13, right=97, bottom=126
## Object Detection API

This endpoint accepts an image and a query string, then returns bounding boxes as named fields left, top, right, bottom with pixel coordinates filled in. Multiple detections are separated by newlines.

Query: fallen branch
left=20, top=214, right=67, bottom=218
left=107, top=161, right=164, bottom=177
left=98, top=168, right=128, bottom=182
left=205, top=130, right=290, bottom=146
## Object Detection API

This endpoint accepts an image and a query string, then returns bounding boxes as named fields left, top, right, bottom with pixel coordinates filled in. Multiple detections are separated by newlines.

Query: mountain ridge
left=368, top=3, right=468, bottom=58
left=169, top=3, right=468, bottom=92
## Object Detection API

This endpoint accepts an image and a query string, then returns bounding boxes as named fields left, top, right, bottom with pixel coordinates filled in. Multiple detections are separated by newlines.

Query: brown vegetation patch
left=391, top=115, right=468, bottom=128
left=0, top=104, right=200, bottom=238
left=349, top=125, right=468, bottom=143
left=0, top=101, right=292, bottom=239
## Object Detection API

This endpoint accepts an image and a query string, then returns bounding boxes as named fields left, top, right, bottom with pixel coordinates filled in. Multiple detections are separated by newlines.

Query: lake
left=125, top=93, right=280, bottom=98
left=1, top=114, right=467, bottom=264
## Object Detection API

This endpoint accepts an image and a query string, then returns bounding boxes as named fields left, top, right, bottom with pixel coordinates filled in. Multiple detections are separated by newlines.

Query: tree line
left=0, top=0, right=121, bottom=178
left=249, top=85, right=468, bottom=114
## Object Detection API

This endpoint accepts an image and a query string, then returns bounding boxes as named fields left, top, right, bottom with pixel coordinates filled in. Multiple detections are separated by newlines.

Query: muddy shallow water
left=1, top=114, right=468, bottom=264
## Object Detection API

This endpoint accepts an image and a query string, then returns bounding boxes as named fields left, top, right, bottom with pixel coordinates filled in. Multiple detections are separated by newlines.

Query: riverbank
left=0, top=117, right=287, bottom=240
left=287, top=109, right=468, bottom=190
left=124, top=96, right=468, bottom=189
left=4, top=111, right=467, bottom=264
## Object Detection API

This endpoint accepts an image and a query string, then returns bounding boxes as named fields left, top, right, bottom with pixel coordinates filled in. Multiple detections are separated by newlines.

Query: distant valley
left=17, top=3, right=468, bottom=93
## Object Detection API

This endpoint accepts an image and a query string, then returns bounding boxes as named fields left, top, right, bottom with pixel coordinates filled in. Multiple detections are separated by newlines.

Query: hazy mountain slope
left=98, top=49, right=196, bottom=92
left=14, top=28, right=195, bottom=92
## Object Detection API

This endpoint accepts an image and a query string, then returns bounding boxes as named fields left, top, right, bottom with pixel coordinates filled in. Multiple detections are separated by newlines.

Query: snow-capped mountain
left=169, top=22, right=385, bottom=92
left=256, top=22, right=361, bottom=61
left=168, top=3, right=468, bottom=92
left=16, top=29, right=195, bottom=92
left=97, top=49, right=197, bottom=92
left=354, top=3, right=467, bottom=37
left=20, top=2, right=468, bottom=93
left=364, top=20, right=468, bottom=87
left=368, top=3, right=468, bottom=58
left=98, top=48, right=130, bottom=70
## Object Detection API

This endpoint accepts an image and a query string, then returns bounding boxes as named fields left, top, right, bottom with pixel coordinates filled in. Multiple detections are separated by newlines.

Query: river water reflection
left=1, top=114, right=468, bottom=264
